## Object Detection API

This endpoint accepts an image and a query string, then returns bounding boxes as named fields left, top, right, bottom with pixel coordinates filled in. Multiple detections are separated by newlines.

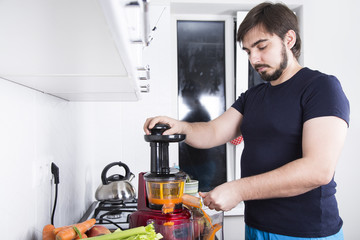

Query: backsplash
left=0, top=79, right=92, bottom=239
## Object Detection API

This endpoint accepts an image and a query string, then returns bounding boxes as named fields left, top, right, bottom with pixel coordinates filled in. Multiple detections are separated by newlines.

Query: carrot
left=74, top=219, right=96, bottom=235
left=163, top=221, right=174, bottom=226
left=182, top=194, right=214, bottom=228
left=55, top=227, right=76, bottom=240
left=204, top=223, right=222, bottom=240
left=75, top=233, right=87, bottom=239
left=53, top=226, right=72, bottom=235
left=56, top=219, right=96, bottom=240
left=42, top=224, right=55, bottom=240
left=200, top=208, right=214, bottom=228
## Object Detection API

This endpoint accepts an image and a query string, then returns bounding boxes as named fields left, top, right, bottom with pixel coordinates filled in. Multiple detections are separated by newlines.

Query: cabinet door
left=0, top=0, right=141, bottom=101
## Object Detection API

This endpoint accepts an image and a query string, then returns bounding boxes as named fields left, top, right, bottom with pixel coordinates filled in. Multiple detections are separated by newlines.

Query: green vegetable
left=73, top=226, right=82, bottom=239
left=185, top=174, right=191, bottom=183
left=86, top=224, right=162, bottom=240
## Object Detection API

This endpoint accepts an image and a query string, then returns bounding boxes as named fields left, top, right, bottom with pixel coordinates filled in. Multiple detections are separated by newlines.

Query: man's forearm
left=183, top=121, right=218, bottom=149
left=183, top=108, right=243, bottom=149
left=235, top=157, right=331, bottom=202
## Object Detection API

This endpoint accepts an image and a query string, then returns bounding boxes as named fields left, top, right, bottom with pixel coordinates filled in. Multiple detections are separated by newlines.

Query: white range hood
left=0, top=0, right=149, bottom=101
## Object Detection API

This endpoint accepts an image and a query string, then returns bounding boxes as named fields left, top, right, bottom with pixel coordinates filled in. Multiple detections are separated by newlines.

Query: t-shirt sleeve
left=301, top=75, right=350, bottom=126
left=231, top=92, right=246, bottom=114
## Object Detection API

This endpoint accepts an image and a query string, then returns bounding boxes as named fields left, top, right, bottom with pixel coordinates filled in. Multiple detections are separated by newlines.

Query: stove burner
left=104, top=210, right=123, bottom=219
left=92, top=199, right=137, bottom=230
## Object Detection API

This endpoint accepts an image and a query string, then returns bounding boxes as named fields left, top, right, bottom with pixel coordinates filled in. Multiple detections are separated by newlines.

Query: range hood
left=0, top=0, right=149, bottom=101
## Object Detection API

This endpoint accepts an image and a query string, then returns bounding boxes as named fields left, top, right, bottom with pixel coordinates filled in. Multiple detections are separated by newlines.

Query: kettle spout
left=129, top=172, right=135, bottom=181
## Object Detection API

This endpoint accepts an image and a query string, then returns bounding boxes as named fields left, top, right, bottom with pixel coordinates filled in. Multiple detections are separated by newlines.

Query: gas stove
left=80, top=199, right=137, bottom=231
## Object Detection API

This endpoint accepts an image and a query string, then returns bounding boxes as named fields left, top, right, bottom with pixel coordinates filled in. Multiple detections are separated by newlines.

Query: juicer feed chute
left=144, top=123, right=185, bottom=175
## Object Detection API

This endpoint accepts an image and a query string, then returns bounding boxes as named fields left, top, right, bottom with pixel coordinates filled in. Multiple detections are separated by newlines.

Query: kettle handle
left=101, top=161, right=131, bottom=185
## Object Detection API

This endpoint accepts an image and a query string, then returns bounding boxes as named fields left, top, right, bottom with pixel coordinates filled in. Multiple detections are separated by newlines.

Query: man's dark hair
left=237, top=2, right=301, bottom=60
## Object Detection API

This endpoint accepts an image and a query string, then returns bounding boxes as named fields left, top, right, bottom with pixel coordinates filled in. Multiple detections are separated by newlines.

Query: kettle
left=95, top=161, right=136, bottom=202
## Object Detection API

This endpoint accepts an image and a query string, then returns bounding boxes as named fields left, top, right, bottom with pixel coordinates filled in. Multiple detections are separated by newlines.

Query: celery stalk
left=86, top=224, right=162, bottom=240
left=73, top=226, right=82, bottom=239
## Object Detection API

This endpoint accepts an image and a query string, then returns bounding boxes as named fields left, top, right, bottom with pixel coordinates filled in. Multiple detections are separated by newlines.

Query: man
left=144, top=2, right=349, bottom=239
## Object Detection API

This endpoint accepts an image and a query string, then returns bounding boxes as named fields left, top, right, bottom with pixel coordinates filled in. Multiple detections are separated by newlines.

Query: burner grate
left=92, top=199, right=137, bottom=230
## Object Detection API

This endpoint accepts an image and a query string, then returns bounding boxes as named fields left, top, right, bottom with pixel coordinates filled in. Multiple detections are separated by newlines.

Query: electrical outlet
left=41, top=162, right=51, bottom=184
left=32, top=161, right=51, bottom=188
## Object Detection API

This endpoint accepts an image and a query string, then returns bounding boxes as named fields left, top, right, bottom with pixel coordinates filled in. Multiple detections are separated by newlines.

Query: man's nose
left=249, top=51, right=261, bottom=65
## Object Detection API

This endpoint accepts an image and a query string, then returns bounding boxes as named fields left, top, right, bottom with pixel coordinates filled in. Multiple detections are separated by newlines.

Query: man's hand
left=143, top=116, right=188, bottom=135
left=199, top=181, right=243, bottom=212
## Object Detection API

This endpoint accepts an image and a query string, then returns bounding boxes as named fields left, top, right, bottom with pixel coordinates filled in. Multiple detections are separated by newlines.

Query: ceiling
left=151, top=0, right=303, bottom=17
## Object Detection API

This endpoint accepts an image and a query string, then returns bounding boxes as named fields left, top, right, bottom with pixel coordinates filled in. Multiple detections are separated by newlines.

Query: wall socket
left=32, top=161, right=52, bottom=189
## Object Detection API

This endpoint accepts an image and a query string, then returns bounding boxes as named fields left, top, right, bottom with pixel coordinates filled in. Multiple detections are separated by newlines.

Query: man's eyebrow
left=242, top=39, right=269, bottom=50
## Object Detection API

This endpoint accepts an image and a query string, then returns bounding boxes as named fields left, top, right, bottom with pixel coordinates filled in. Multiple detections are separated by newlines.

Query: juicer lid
left=144, top=134, right=185, bottom=142
left=144, top=168, right=187, bottom=181
left=144, top=123, right=185, bottom=143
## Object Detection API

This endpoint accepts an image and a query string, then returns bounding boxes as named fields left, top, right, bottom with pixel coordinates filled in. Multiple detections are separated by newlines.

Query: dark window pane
left=177, top=20, right=227, bottom=192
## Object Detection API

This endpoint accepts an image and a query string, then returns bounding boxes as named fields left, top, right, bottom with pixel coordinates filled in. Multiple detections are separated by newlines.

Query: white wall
left=0, top=79, right=85, bottom=239
left=0, top=0, right=359, bottom=239
left=302, top=1, right=360, bottom=238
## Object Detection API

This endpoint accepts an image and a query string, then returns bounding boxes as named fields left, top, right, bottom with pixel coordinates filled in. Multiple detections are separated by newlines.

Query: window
left=174, top=14, right=236, bottom=191
left=177, top=20, right=227, bottom=191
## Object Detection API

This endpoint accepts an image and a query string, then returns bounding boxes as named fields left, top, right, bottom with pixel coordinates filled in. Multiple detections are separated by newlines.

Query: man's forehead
left=242, top=25, right=274, bottom=48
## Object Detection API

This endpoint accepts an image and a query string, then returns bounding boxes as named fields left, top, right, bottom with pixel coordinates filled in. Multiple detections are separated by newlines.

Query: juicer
left=129, top=123, right=193, bottom=239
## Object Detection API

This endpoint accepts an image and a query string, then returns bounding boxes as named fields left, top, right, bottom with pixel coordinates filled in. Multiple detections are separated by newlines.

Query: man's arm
left=143, top=107, right=243, bottom=149
left=201, top=116, right=348, bottom=211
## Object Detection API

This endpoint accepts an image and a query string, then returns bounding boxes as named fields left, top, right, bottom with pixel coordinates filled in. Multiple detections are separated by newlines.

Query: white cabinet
left=224, top=215, right=245, bottom=240
left=0, top=0, right=146, bottom=101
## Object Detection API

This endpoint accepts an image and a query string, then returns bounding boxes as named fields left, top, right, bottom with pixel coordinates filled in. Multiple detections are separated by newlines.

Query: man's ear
left=285, top=30, right=297, bottom=49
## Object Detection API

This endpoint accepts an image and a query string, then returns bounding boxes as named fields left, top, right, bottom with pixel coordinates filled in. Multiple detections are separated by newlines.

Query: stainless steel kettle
left=95, top=161, right=136, bottom=202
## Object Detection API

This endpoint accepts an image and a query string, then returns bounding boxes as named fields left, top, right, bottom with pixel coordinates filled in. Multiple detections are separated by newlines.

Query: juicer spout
left=162, top=203, right=175, bottom=214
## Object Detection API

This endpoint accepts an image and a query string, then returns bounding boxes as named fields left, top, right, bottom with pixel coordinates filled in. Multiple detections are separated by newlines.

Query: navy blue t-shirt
left=231, top=68, right=350, bottom=237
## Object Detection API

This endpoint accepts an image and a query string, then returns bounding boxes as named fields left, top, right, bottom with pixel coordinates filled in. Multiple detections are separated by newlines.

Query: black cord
left=51, top=162, right=60, bottom=226
left=51, top=183, right=58, bottom=225
left=95, top=218, right=124, bottom=230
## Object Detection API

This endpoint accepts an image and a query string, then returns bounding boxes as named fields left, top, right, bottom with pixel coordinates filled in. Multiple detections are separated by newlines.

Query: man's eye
left=259, top=45, right=267, bottom=50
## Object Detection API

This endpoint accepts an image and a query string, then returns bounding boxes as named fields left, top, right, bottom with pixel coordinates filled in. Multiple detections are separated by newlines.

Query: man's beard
left=254, top=44, right=288, bottom=82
